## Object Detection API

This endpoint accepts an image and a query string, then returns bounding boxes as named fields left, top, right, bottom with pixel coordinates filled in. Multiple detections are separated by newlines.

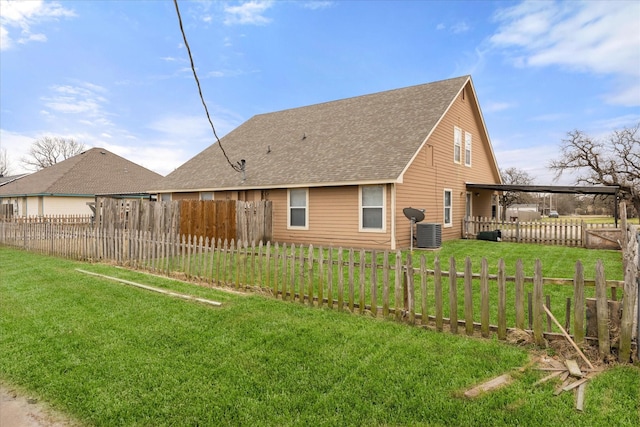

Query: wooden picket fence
left=463, top=217, right=620, bottom=247
left=3, top=198, right=272, bottom=245
left=1, top=220, right=636, bottom=363
left=95, top=197, right=272, bottom=245
left=11, top=214, right=93, bottom=225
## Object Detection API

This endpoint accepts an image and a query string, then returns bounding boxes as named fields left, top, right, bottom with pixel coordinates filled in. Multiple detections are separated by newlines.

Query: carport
left=465, top=183, right=621, bottom=226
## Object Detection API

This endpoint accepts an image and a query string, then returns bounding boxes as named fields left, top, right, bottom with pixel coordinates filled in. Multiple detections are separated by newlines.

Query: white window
left=160, top=193, right=171, bottom=202
left=360, top=185, right=385, bottom=231
left=288, top=188, right=308, bottom=229
left=444, top=189, right=452, bottom=227
left=454, top=127, right=462, bottom=164
left=464, top=132, right=472, bottom=167
left=200, top=192, right=213, bottom=200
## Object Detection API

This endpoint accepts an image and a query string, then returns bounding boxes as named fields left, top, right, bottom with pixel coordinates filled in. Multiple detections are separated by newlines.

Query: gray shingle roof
left=0, top=148, right=163, bottom=196
left=154, top=75, right=470, bottom=192
left=0, top=174, right=28, bottom=187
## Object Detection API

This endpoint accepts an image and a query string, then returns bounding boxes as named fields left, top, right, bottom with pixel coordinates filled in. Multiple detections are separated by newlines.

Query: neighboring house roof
left=154, top=75, right=492, bottom=192
left=0, top=174, right=28, bottom=187
left=0, top=148, right=163, bottom=197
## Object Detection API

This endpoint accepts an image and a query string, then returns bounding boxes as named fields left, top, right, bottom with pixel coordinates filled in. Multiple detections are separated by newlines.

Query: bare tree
left=499, top=167, right=534, bottom=220
left=0, top=148, right=9, bottom=177
left=21, top=137, right=86, bottom=171
left=549, top=123, right=640, bottom=218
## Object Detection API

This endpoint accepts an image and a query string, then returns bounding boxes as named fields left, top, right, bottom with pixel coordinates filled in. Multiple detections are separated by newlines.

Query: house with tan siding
left=151, top=75, right=502, bottom=250
left=0, top=148, right=163, bottom=217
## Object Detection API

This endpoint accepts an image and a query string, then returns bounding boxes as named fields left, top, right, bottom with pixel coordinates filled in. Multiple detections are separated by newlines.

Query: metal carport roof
left=465, top=183, right=619, bottom=195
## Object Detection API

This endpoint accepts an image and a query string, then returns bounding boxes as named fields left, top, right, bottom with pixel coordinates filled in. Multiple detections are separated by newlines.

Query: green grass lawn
left=412, top=239, right=623, bottom=279
left=1, top=246, right=639, bottom=426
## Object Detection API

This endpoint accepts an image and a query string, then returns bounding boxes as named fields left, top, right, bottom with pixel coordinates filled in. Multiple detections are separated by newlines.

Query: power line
left=172, top=0, right=241, bottom=173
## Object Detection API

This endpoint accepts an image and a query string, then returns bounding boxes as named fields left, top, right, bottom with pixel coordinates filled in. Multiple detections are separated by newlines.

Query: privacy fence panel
left=179, top=199, right=236, bottom=243
left=93, top=198, right=271, bottom=244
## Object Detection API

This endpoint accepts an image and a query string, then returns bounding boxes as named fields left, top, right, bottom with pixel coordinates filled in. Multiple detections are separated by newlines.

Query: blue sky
left=1, top=0, right=639, bottom=184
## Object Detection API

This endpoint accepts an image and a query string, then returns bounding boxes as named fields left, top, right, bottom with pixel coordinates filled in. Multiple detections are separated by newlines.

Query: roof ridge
left=253, top=75, right=470, bottom=118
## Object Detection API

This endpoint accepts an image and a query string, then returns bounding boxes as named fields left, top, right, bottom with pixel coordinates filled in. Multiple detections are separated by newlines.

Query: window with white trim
left=464, top=131, right=472, bottom=167
left=200, top=192, right=213, bottom=200
left=360, top=185, right=385, bottom=231
left=160, top=193, right=171, bottom=202
left=288, top=188, right=308, bottom=229
left=454, top=126, right=462, bottom=164
left=444, top=189, right=452, bottom=227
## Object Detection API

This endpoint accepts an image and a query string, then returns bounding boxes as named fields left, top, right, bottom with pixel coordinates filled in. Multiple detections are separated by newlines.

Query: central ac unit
left=416, top=223, right=441, bottom=248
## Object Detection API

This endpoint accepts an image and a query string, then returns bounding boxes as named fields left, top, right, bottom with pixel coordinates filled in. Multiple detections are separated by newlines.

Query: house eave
left=151, top=178, right=402, bottom=194
left=0, top=193, right=96, bottom=198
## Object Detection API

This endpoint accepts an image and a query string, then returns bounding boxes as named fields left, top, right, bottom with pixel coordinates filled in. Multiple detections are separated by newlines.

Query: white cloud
left=147, top=115, right=211, bottom=141
left=302, top=1, right=333, bottom=11
left=224, top=1, right=274, bottom=26
left=490, top=1, right=640, bottom=106
left=99, top=142, right=186, bottom=176
left=0, top=0, right=76, bottom=50
left=494, top=144, right=573, bottom=185
left=529, top=113, right=570, bottom=122
left=483, top=101, right=514, bottom=113
left=435, top=21, right=471, bottom=34
left=451, top=21, right=470, bottom=34
left=40, top=82, right=113, bottom=126
left=0, top=129, right=35, bottom=174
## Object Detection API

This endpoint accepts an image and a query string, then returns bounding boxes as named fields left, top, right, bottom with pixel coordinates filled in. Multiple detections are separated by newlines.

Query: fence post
left=394, top=251, right=402, bottom=321
left=464, top=257, right=474, bottom=336
left=337, top=248, right=344, bottom=311
left=348, top=249, right=355, bottom=312
left=533, top=259, right=544, bottom=346
left=434, top=256, right=443, bottom=332
left=327, top=247, right=334, bottom=309
left=497, top=259, right=506, bottom=340
left=317, top=247, right=324, bottom=307
left=382, top=250, right=389, bottom=317
left=406, top=252, right=415, bottom=324
left=272, top=242, right=279, bottom=298
left=619, top=226, right=638, bottom=362
left=420, top=255, right=427, bottom=325
left=449, top=257, right=458, bottom=334
left=573, top=261, right=585, bottom=345
left=308, top=245, right=315, bottom=307
left=480, top=258, right=489, bottom=338
left=359, top=249, right=366, bottom=314
left=515, top=259, right=525, bottom=330
left=595, top=260, right=610, bottom=357
left=371, top=250, right=378, bottom=317
left=298, top=246, right=305, bottom=304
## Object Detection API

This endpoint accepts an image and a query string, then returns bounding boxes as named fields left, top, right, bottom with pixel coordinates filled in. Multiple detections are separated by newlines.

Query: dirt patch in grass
left=0, top=385, right=80, bottom=427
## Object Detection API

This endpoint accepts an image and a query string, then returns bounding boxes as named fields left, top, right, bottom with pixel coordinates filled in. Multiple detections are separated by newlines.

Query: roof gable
left=155, top=75, right=473, bottom=191
left=0, top=148, right=163, bottom=196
